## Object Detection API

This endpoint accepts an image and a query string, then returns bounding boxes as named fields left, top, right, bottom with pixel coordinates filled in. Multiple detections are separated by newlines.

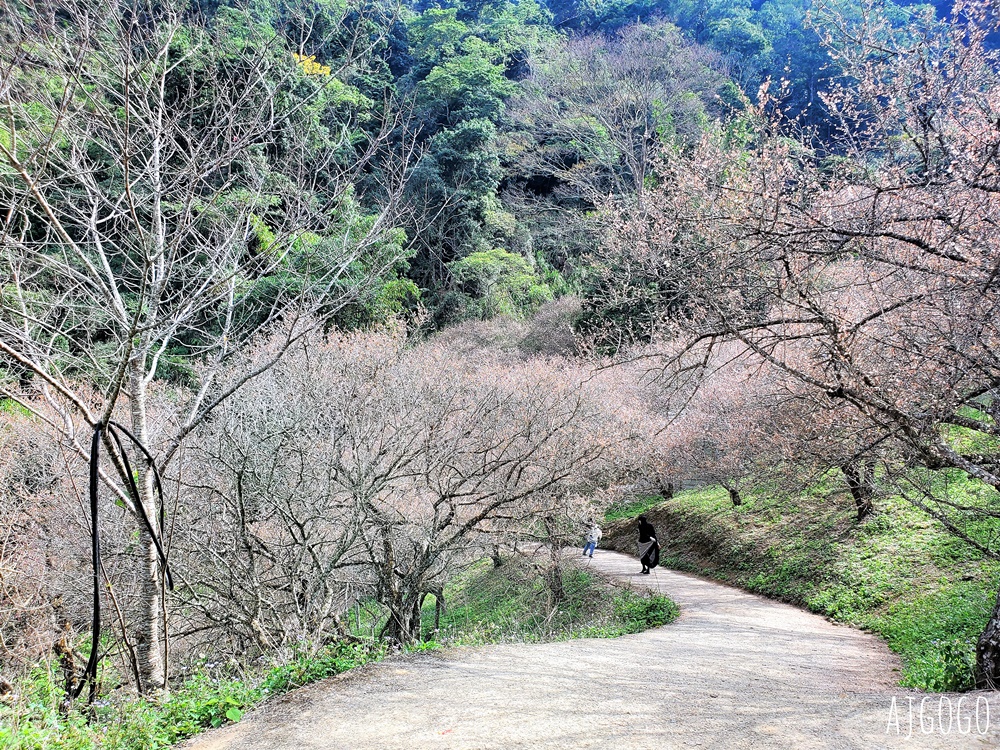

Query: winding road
left=186, top=551, right=1000, bottom=749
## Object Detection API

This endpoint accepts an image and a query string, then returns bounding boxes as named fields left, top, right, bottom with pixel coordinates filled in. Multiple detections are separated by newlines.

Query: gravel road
left=186, top=551, right=1000, bottom=749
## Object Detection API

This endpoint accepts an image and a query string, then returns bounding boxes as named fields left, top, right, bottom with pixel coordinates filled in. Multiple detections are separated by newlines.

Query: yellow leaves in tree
left=293, top=53, right=331, bottom=76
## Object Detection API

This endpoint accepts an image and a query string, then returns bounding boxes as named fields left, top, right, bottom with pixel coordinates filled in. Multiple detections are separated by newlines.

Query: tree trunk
left=545, top=566, right=565, bottom=607
left=434, top=592, right=444, bottom=632
left=382, top=592, right=421, bottom=645
left=544, top=542, right=565, bottom=607
left=379, top=567, right=422, bottom=646
left=976, top=589, right=1000, bottom=689
left=417, top=590, right=445, bottom=641
left=841, top=460, right=875, bottom=520
left=134, top=525, right=165, bottom=693
left=129, top=359, right=166, bottom=694
left=53, top=627, right=78, bottom=712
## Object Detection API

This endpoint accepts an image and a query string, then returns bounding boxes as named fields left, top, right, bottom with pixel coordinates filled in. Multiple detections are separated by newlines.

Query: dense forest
left=2, top=0, right=1000, bottom=743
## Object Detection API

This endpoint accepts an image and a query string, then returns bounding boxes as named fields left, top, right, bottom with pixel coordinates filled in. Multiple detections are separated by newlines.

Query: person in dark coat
left=636, top=515, right=659, bottom=574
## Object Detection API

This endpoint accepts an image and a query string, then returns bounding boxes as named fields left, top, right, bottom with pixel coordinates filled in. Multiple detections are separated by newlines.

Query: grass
left=0, top=398, right=31, bottom=417
left=0, top=641, right=385, bottom=750
left=604, top=484, right=1000, bottom=692
left=419, top=556, right=678, bottom=645
left=1, top=555, right=678, bottom=749
left=604, top=495, right=666, bottom=522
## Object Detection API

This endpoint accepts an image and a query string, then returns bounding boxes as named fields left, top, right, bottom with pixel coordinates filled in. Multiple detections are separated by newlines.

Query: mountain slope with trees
left=2, top=0, right=1000, bottom=744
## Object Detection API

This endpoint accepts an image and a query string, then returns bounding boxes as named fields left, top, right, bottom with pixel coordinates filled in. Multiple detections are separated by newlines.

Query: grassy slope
left=602, top=485, right=1000, bottom=692
left=419, top=556, right=678, bottom=645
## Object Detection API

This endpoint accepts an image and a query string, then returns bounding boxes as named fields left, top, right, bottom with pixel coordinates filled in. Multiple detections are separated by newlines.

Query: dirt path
left=187, top=551, right=1000, bottom=749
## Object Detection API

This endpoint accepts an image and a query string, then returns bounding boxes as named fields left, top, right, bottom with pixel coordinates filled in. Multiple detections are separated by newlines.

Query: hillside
left=3, top=0, right=1000, bottom=744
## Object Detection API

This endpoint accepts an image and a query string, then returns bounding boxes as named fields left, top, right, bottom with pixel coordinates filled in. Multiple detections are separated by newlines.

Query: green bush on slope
left=0, top=642, right=385, bottom=750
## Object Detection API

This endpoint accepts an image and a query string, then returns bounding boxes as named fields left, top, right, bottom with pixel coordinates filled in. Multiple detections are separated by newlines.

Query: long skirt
left=638, top=539, right=659, bottom=568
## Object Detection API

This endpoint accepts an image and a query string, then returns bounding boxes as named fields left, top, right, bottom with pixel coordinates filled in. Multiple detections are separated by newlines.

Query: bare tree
left=0, top=0, right=414, bottom=692
left=322, top=331, right=620, bottom=644
left=651, top=342, right=887, bottom=517
left=0, top=408, right=60, bottom=673
left=178, top=324, right=665, bottom=648
left=174, top=351, right=366, bottom=658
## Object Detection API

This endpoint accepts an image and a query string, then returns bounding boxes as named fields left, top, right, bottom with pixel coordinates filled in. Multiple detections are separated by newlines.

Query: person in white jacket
left=582, top=522, right=602, bottom=557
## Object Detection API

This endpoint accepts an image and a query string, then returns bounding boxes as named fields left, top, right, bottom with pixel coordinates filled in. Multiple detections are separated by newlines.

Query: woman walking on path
left=637, top=516, right=659, bottom=574
left=582, top=522, right=602, bottom=557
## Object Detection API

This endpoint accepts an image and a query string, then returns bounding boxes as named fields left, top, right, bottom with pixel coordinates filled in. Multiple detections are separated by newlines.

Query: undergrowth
left=0, top=641, right=385, bottom=750
left=418, top=556, right=678, bottom=645
left=606, top=484, right=1000, bottom=692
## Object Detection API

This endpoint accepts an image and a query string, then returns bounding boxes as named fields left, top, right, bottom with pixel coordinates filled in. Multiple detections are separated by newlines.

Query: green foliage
left=605, top=485, right=999, bottom=691
left=406, top=7, right=472, bottom=64
left=420, top=49, right=515, bottom=123
left=4, top=0, right=743, bottom=335
left=0, top=642, right=385, bottom=750
left=150, top=352, right=200, bottom=388
left=107, top=674, right=263, bottom=746
left=373, top=278, right=422, bottom=317
left=0, top=398, right=32, bottom=417
left=248, top=214, right=278, bottom=255
left=538, top=0, right=849, bottom=131
left=6, top=0, right=939, bottom=337
left=260, top=642, right=386, bottom=694
left=611, top=590, right=681, bottom=631
left=575, top=225, right=692, bottom=353
left=237, top=194, right=414, bottom=333
left=604, top=494, right=665, bottom=522
left=419, top=557, right=678, bottom=645
left=449, top=248, right=553, bottom=319
left=398, top=0, right=565, bottom=310
left=876, top=586, right=987, bottom=692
